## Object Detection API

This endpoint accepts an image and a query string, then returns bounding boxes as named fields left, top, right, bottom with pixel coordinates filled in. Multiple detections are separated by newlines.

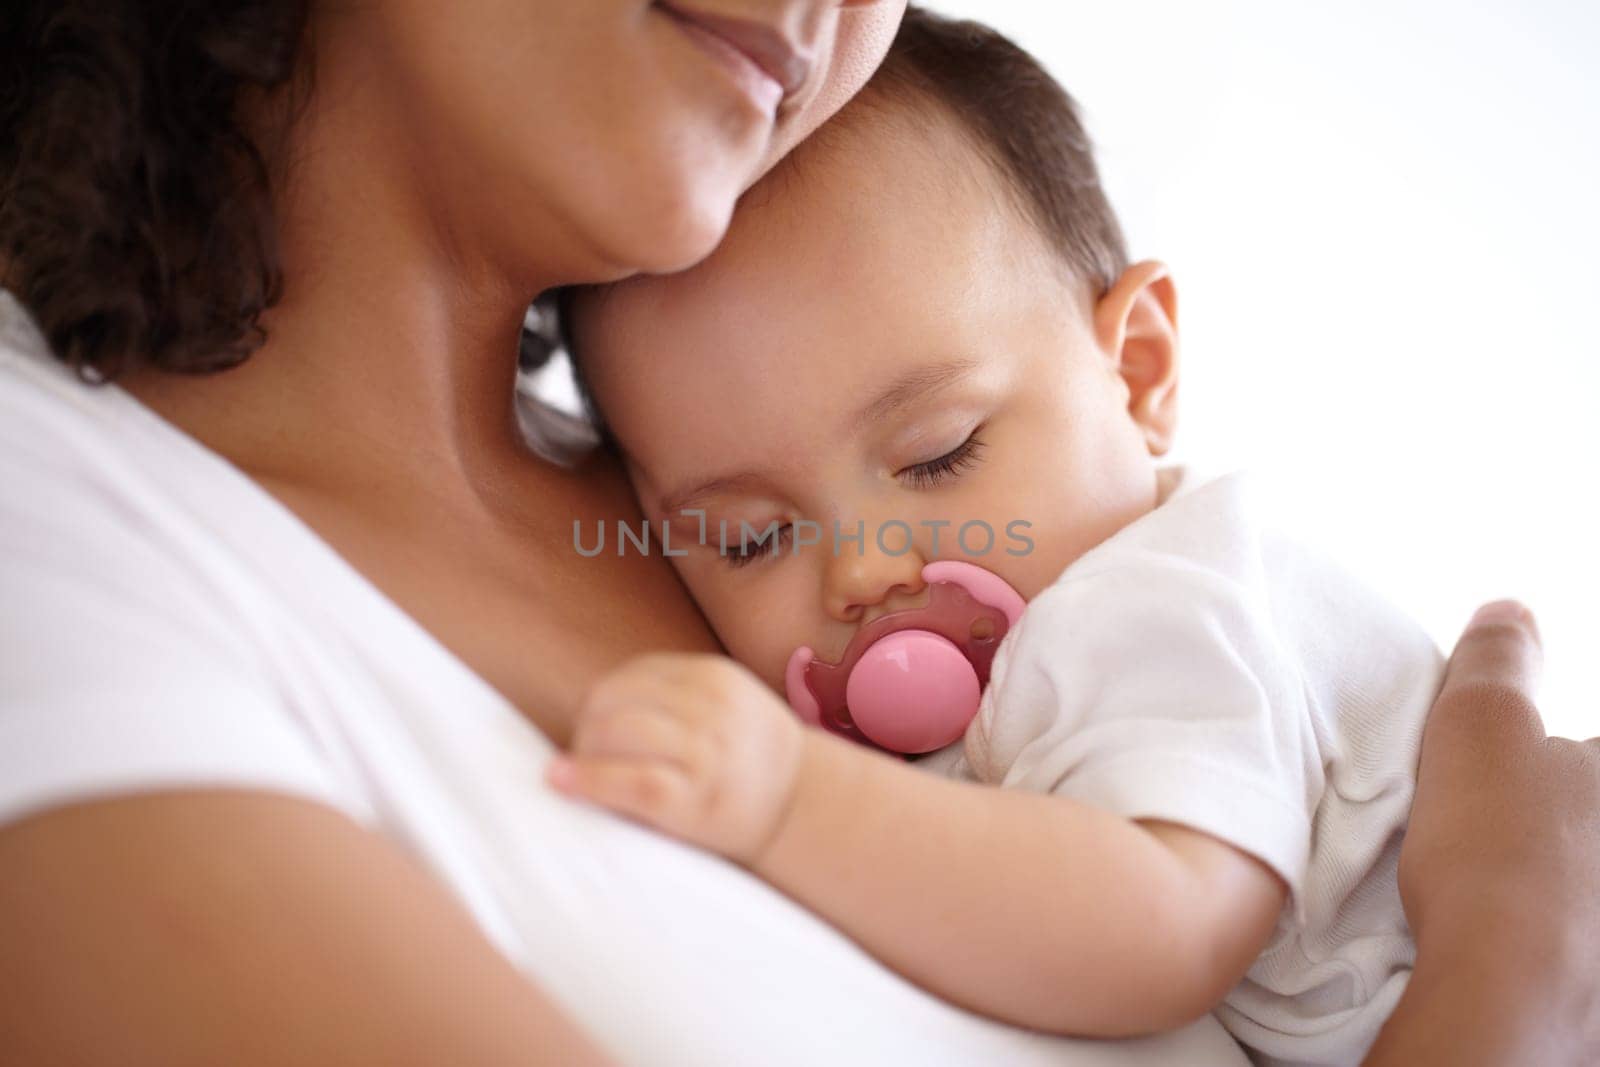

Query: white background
left=921, top=0, right=1598, bottom=738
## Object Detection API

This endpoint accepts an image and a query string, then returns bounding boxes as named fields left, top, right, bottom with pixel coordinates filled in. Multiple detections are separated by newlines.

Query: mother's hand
left=1366, top=602, right=1600, bottom=1065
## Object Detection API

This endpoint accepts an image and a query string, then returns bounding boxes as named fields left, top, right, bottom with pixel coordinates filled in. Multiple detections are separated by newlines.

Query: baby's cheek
left=981, top=495, right=1134, bottom=598
left=717, top=623, right=795, bottom=697
left=936, top=486, right=1077, bottom=600
left=683, top=573, right=802, bottom=696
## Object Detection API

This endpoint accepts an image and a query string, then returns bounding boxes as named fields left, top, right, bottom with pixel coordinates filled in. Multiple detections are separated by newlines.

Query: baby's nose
left=822, top=525, right=927, bottom=623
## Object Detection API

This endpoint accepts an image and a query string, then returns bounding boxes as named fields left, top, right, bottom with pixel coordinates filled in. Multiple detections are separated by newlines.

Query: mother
left=0, top=2, right=1595, bottom=1064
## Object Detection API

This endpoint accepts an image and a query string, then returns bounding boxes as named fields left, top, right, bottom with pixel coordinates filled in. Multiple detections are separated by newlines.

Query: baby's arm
left=760, top=735, right=1285, bottom=1035
left=549, top=653, right=1286, bottom=1037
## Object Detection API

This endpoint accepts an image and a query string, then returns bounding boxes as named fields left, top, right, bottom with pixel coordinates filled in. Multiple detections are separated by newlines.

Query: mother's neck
left=120, top=24, right=575, bottom=505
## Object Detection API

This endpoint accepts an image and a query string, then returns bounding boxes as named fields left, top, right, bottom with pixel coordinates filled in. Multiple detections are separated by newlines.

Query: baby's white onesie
left=921, top=466, right=1442, bottom=1067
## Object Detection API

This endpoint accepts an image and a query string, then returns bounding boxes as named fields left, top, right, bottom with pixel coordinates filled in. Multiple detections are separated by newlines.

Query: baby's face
left=574, top=104, right=1171, bottom=695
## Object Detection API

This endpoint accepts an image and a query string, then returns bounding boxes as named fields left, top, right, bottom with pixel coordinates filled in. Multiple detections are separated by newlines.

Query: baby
left=549, top=9, right=1441, bottom=1065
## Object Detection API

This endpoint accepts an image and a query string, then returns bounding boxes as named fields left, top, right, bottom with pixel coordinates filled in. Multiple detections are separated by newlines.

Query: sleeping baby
left=548, top=9, right=1441, bottom=1065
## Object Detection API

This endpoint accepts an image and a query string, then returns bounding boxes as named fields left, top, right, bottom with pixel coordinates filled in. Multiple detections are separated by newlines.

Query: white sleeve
left=0, top=451, right=360, bottom=831
left=969, top=556, right=1321, bottom=904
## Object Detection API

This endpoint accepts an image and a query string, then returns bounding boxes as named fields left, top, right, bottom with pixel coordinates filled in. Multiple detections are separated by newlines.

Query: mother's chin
left=572, top=0, right=910, bottom=284
left=565, top=158, right=749, bottom=283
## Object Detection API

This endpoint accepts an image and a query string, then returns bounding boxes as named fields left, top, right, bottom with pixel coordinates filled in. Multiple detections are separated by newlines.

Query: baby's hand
left=547, top=653, right=807, bottom=866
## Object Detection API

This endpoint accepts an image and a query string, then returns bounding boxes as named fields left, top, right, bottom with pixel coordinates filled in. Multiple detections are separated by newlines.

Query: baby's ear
left=1093, top=260, right=1180, bottom=456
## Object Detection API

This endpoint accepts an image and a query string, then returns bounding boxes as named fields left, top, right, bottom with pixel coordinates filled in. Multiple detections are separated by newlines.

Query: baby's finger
left=546, top=755, right=694, bottom=831
left=591, top=654, right=713, bottom=703
left=572, top=705, right=704, bottom=769
left=587, top=669, right=724, bottom=730
left=602, top=653, right=747, bottom=710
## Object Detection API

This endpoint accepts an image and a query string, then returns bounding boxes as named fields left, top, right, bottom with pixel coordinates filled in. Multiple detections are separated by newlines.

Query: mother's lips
left=654, top=2, right=814, bottom=99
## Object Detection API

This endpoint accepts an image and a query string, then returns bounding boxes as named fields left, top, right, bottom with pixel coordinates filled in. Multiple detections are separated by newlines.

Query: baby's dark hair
left=546, top=6, right=1128, bottom=439
left=860, top=7, right=1128, bottom=294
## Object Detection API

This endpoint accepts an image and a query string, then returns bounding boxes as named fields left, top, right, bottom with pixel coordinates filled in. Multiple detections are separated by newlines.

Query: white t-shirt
left=0, top=291, right=1248, bottom=1067
left=922, top=467, right=1441, bottom=1067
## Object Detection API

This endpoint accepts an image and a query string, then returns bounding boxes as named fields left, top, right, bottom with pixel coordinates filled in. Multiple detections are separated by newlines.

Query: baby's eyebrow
left=851, top=357, right=981, bottom=428
left=657, top=472, right=765, bottom=516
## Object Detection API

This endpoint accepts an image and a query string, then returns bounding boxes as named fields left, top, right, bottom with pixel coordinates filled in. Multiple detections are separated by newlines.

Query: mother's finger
left=1424, top=600, right=1547, bottom=771
left=1442, top=600, right=1544, bottom=698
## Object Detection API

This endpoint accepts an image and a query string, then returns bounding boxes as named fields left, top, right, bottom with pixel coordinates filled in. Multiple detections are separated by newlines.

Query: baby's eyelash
left=724, top=524, right=792, bottom=569
left=717, top=433, right=983, bottom=569
left=899, top=431, right=985, bottom=490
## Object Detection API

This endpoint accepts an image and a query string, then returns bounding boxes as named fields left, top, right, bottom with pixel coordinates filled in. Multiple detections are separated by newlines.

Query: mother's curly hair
left=0, top=1, right=309, bottom=382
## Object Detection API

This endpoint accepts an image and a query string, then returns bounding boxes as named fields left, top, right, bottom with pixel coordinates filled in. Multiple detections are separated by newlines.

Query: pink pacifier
left=784, top=560, right=1026, bottom=755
